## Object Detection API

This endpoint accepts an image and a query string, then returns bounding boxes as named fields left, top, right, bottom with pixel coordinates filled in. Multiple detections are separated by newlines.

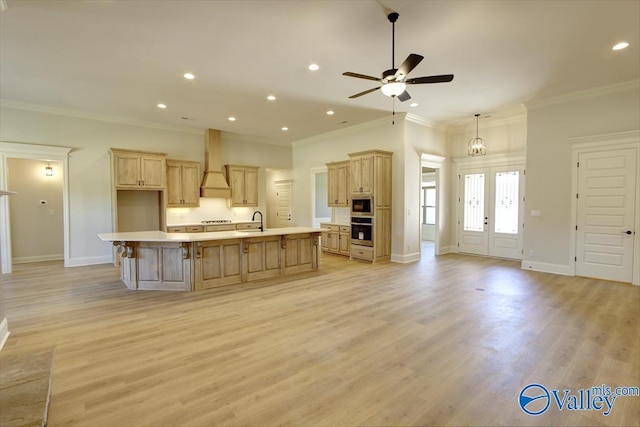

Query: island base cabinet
left=194, top=239, right=243, bottom=290
left=282, top=233, right=318, bottom=275
left=131, top=242, right=192, bottom=291
left=244, top=236, right=281, bottom=281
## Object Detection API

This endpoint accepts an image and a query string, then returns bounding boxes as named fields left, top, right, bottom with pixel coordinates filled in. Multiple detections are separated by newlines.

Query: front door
left=458, top=166, right=525, bottom=259
left=576, top=148, right=637, bottom=282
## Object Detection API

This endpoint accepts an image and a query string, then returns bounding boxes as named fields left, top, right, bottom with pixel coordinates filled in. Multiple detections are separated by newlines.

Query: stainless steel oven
left=351, top=216, right=373, bottom=246
left=351, top=196, right=373, bottom=216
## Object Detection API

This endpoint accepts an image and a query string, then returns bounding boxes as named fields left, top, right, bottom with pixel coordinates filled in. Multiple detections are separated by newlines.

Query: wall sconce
left=45, top=163, right=53, bottom=176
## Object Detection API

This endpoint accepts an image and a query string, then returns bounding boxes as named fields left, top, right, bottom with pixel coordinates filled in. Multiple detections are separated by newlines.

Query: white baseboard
left=391, top=252, right=421, bottom=263
left=0, top=317, right=9, bottom=351
left=438, top=245, right=456, bottom=255
left=66, top=255, right=113, bottom=267
left=521, top=260, right=572, bottom=276
left=12, top=254, right=63, bottom=264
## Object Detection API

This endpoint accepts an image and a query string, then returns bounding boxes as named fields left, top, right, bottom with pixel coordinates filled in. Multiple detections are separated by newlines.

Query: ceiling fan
left=343, top=11, right=454, bottom=102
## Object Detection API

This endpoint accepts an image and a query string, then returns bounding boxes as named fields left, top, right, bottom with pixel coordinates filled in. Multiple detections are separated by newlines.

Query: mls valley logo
left=519, top=383, right=640, bottom=417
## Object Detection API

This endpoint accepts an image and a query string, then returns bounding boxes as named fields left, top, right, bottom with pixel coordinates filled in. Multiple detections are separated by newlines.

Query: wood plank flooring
left=2, top=250, right=639, bottom=426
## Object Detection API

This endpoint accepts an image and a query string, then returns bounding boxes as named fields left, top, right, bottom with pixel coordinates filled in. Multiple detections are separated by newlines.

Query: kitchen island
left=98, top=227, right=323, bottom=291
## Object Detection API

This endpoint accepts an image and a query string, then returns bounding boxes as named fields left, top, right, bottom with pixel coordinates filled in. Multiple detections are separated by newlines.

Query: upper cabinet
left=111, top=149, right=166, bottom=190
left=166, top=160, right=201, bottom=207
left=226, top=165, right=259, bottom=207
left=326, top=160, right=350, bottom=207
left=349, top=152, right=374, bottom=195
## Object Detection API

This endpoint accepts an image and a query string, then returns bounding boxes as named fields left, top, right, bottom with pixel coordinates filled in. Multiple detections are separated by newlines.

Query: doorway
left=274, top=180, right=293, bottom=228
left=420, top=167, right=436, bottom=257
left=457, top=165, right=525, bottom=259
left=0, top=142, right=71, bottom=274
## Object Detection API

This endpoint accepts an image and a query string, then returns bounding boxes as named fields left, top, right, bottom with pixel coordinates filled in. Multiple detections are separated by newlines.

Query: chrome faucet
left=251, top=210, right=264, bottom=232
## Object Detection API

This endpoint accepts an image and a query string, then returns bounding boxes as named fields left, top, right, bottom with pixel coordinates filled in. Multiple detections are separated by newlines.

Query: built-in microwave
left=351, top=196, right=373, bottom=216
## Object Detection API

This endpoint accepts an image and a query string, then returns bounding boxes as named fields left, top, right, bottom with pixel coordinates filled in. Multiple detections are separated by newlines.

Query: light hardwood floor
left=2, top=250, right=639, bottom=426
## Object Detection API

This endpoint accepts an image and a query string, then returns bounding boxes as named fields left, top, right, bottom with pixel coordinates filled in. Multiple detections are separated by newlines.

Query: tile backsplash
left=166, top=198, right=257, bottom=225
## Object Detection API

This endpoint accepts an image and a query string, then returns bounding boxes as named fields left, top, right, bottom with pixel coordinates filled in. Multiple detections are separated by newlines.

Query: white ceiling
left=1, top=0, right=638, bottom=145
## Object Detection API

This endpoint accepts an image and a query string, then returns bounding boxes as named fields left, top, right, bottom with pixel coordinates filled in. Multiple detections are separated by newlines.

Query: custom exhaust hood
left=200, top=129, right=231, bottom=198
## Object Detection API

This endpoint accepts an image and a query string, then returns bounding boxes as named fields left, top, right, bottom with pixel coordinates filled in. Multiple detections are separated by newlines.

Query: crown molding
left=449, top=113, right=527, bottom=135
left=405, top=113, right=449, bottom=132
left=0, top=1, right=7, bottom=12
left=526, top=79, right=640, bottom=110
left=1, top=99, right=204, bottom=135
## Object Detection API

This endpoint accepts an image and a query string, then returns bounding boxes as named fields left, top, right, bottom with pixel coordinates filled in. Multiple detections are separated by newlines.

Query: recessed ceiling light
left=410, top=103, right=418, bottom=107
left=228, top=116, right=236, bottom=122
left=267, top=95, right=276, bottom=101
left=184, top=73, right=195, bottom=80
left=308, top=63, right=319, bottom=71
left=281, top=127, right=288, bottom=131
left=326, top=110, right=334, bottom=115
left=157, top=103, right=167, bottom=109
left=612, top=41, right=629, bottom=51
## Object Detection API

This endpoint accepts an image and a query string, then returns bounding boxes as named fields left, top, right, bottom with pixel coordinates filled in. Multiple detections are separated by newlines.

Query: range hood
left=200, top=129, right=232, bottom=198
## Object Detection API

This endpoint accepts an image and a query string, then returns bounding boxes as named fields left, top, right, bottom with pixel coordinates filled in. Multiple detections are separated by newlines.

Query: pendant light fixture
left=467, top=113, right=487, bottom=156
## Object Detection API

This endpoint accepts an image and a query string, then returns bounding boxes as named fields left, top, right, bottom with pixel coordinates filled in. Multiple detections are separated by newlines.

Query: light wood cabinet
left=348, top=150, right=393, bottom=262
left=123, top=242, right=192, bottom=291
left=194, top=239, right=243, bottom=290
left=326, top=161, right=350, bottom=207
left=204, top=224, right=236, bottom=232
left=244, top=236, right=281, bottom=281
left=166, top=160, right=200, bottom=207
left=111, top=149, right=166, bottom=190
left=320, top=223, right=350, bottom=257
left=226, top=165, right=259, bottom=207
left=282, top=233, right=318, bottom=275
left=349, top=153, right=374, bottom=195
left=236, top=222, right=261, bottom=230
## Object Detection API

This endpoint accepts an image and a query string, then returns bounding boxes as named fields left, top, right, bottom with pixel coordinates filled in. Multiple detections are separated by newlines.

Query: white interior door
left=576, top=148, right=637, bottom=282
left=459, top=166, right=525, bottom=259
left=275, top=181, right=292, bottom=228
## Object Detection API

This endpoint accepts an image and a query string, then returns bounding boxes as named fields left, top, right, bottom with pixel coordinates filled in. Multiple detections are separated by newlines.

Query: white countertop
left=99, top=227, right=326, bottom=243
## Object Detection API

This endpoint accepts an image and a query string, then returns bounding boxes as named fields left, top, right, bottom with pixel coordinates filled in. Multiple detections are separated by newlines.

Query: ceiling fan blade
left=343, top=72, right=382, bottom=82
left=405, top=74, right=454, bottom=84
left=394, top=54, right=424, bottom=80
left=348, top=87, right=381, bottom=99
left=397, top=90, right=411, bottom=102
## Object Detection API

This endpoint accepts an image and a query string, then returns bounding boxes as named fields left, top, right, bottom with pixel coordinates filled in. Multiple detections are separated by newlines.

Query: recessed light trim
left=184, top=72, right=195, bottom=80
left=228, top=116, right=236, bottom=122
left=267, top=95, right=276, bottom=101
left=410, top=103, right=418, bottom=107
left=612, top=41, right=629, bottom=51
left=326, top=110, right=334, bottom=115
left=157, top=103, right=167, bottom=109
left=281, top=127, right=288, bottom=131
left=308, top=63, right=319, bottom=71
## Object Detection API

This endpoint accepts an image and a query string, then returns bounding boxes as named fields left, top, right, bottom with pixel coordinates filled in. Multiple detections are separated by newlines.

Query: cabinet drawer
left=339, top=226, right=350, bottom=233
left=236, top=222, right=261, bottom=230
left=205, top=224, right=236, bottom=232
left=167, top=226, right=186, bottom=233
left=351, top=245, right=373, bottom=261
left=185, top=225, right=204, bottom=233
left=320, top=224, right=339, bottom=232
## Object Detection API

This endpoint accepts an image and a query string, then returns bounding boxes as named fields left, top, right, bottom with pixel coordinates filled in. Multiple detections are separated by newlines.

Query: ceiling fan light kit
left=467, top=114, right=487, bottom=156
left=343, top=11, right=454, bottom=102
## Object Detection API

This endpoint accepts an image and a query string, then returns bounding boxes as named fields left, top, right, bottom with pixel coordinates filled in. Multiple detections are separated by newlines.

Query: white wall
left=0, top=106, right=291, bottom=266
left=523, top=82, right=640, bottom=274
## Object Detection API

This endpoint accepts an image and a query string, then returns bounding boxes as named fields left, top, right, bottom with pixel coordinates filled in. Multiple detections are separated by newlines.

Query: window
left=494, top=171, right=519, bottom=234
left=421, top=184, right=436, bottom=225
left=463, top=173, right=485, bottom=232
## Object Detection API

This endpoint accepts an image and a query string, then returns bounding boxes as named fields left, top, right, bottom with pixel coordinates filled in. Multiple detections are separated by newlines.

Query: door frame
left=569, top=130, right=640, bottom=285
left=274, top=179, right=293, bottom=228
left=0, top=142, right=72, bottom=274
left=420, top=153, right=445, bottom=256
left=453, top=152, right=526, bottom=257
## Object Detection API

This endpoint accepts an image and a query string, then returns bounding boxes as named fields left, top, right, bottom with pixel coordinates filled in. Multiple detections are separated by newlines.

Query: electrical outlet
left=529, top=250, right=535, bottom=257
